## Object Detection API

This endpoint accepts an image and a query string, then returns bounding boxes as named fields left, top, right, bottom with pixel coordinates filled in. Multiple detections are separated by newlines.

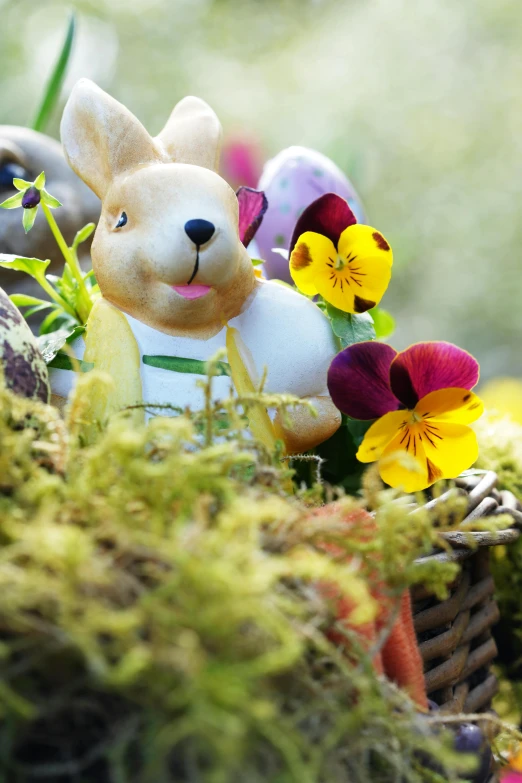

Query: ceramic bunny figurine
left=52, top=79, right=341, bottom=453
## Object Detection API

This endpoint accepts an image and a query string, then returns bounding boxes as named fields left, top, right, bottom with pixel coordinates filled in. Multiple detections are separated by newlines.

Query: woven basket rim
left=412, top=470, right=521, bottom=564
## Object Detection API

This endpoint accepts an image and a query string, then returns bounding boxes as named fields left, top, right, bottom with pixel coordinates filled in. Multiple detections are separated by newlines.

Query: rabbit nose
left=184, top=219, right=215, bottom=247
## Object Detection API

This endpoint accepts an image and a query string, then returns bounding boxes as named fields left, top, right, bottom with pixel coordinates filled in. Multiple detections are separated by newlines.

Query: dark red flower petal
left=289, top=193, right=357, bottom=256
left=327, top=341, right=401, bottom=420
left=389, top=342, right=480, bottom=409
left=236, top=187, right=268, bottom=247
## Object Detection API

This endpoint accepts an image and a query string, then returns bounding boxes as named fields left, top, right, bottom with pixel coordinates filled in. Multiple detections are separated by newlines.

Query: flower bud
left=22, top=186, right=41, bottom=209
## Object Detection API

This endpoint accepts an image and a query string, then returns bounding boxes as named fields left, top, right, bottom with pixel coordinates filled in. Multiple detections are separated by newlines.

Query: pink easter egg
left=256, top=146, right=366, bottom=283
left=221, top=135, right=263, bottom=190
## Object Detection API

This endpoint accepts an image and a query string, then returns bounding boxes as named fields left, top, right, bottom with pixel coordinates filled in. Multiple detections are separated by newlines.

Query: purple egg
left=453, top=723, right=492, bottom=783
left=255, top=146, right=366, bottom=283
left=454, top=724, right=484, bottom=755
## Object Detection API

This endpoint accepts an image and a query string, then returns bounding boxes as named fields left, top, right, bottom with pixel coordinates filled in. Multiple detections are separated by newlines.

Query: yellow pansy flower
left=327, top=341, right=484, bottom=493
left=288, top=193, right=392, bottom=313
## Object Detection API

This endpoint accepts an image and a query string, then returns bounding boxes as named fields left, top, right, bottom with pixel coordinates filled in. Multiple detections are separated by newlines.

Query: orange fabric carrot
left=314, top=505, right=427, bottom=709
left=380, top=590, right=426, bottom=706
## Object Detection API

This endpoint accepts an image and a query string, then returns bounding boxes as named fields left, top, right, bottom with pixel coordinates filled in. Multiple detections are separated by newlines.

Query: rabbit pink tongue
left=172, top=285, right=211, bottom=299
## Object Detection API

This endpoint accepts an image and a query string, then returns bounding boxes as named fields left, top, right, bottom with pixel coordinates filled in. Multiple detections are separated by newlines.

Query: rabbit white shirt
left=125, top=279, right=337, bottom=413
left=50, top=280, right=338, bottom=413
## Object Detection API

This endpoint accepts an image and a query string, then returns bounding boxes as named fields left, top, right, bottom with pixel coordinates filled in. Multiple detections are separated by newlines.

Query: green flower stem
left=36, top=275, right=77, bottom=318
left=41, top=202, right=92, bottom=322
left=41, top=203, right=79, bottom=276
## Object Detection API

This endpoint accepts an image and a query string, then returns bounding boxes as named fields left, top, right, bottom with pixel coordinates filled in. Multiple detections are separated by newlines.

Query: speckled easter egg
left=0, top=286, right=50, bottom=402
left=256, top=146, right=366, bottom=283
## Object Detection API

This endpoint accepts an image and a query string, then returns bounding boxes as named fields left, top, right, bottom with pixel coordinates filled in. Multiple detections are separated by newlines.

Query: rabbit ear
left=156, top=96, right=222, bottom=171
left=60, top=79, right=159, bottom=198
left=236, top=187, right=268, bottom=247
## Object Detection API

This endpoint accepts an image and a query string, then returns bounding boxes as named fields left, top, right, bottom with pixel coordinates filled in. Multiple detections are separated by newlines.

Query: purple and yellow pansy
left=327, top=341, right=484, bottom=492
left=288, top=193, right=393, bottom=314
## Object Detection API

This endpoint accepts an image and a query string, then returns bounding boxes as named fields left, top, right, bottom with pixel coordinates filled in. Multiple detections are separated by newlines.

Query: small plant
left=0, top=171, right=98, bottom=360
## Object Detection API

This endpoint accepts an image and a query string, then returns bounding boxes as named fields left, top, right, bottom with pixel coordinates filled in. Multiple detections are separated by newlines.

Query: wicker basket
left=410, top=471, right=521, bottom=715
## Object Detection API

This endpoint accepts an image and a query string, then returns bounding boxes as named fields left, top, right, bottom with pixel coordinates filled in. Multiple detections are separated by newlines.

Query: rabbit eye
left=115, top=211, right=127, bottom=229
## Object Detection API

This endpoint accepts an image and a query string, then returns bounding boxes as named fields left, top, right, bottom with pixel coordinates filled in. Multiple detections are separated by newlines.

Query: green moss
left=475, top=414, right=522, bottom=496
left=474, top=414, right=522, bottom=688
left=0, top=378, right=513, bottom=781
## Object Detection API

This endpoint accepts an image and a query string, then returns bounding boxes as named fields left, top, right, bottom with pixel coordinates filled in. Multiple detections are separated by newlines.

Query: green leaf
left=47, top=353, right=93, bottom=372
left=66, top=325, right=86, bottom=342
left=23, top=207, right=38, bottom=234
left=24, top=303, right=55, bottom=319
left=310, top=416, right=367, bottom=492
left=32, top=13, right=76, bottom=133
left=0, top=254, right=50, bottom=280
left=9, top=293, right=50, bottom=307
left=33, top=172, right=46, bottom=190
left=0, top=192, right=23, bottom=210
left=345, top=418, right=373, bottom=447
left=37, top=325, right=85, bottom=363
left=47, top=269, right=74, bottom=298
left=370, top=307, right=395, bottom=340
left=40, top=189, right=62, bottom=209
left=13, top=178, right=32, bottom=191
left=9, top=292, right=55, bottom=320
left=251, top=258, right=264, bottom=267
left=143, top=355, right=231, bottom=377
left=325, top=301, right=376, bottom=348
left=47, top=271, right=72, bottom=300
left=72, top=223, right=96, bottom=250
left=39, top=307, right=78, bottom=335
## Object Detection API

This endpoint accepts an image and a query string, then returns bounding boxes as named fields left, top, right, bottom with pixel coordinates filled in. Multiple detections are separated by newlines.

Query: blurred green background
left=2, top=0, right=522, bottom=381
